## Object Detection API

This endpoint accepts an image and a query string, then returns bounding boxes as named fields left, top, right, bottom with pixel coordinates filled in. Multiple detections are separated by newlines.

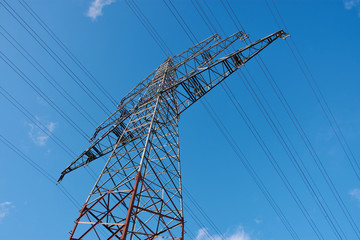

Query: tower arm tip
left=279, top=30, right=290, bottom=39
left=57, top=172, right=65, bottom=184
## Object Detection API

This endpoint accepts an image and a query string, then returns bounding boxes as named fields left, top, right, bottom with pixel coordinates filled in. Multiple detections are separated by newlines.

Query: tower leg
left=121, top=172, right=142, bottom=240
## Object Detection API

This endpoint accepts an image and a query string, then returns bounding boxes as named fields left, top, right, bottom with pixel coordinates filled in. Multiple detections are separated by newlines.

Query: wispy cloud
left=0, top=202, right=13, bottom=221
left=343, top=0, right=360, bottom=16
left=349, top=188, right=360, bottom=203
left=27, top=116, right=56, bottom=146
left=195, top=226, right=251, bottom=240
left=254, top=218, right=262, bottom=224
left=87, top=0, right=116, bottom=20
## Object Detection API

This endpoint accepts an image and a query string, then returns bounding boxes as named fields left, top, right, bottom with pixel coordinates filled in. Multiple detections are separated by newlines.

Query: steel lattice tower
left=58, top=30, right=288, bottom=240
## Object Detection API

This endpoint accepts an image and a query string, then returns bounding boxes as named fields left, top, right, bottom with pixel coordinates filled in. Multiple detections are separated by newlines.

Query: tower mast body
left=59, top=30, right=288, bottom=240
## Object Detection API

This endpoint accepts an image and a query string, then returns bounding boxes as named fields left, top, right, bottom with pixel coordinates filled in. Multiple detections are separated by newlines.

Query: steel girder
left=59, top=30, right=288, bottom=240
left=68, top=59, right=184, bottom=240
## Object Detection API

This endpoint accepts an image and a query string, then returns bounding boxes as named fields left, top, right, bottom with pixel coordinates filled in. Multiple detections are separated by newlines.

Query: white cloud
left=254, top=218, right=262, bottom=224
left=344, top=0, right=360, bottom=9
left=27, top=117, right=56, bottom=146
left=343, top=0, right=360, bottom=16
left=195, top=226, right=251, bottom=240
left=0, top=202, right=13, bottom=221
left=349, top=188, right=360, bottom=202
left=87, top=0, right=116, bottom=20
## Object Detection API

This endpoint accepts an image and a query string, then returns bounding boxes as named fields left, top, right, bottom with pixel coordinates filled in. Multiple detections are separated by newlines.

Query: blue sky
left=1, top=0, right=360, bottom=239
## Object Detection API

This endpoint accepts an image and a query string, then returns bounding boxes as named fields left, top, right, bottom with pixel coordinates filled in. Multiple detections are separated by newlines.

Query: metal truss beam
left=59, top=30, right=288, bottom=240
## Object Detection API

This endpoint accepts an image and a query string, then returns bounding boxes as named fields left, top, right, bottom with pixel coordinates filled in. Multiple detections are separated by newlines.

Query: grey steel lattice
left=59, top=30, right=288, bottom=240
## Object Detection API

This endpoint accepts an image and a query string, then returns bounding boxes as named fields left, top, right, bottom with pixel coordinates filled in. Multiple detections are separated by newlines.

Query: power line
left=0, top=134, right=81, bottom=208
left=204, top=1, right=356, bottom=238
left=258, top=0, right=360, bottom=237
left=0, top=1, right=109, bottom=182
left=3, top=2, right=352, bottom=239
left=206, top=9, right=347, bottom=233
left=115, top=3, right=233, bottom=238
left=0, top=86, right=76, bottom=158
left=124, top=0, right=173, bottom=57
left=182, top=187, right=228, bottom=240
left=267, top=0, right=360, bottom=183
left=162, top=3, right=301, bottom=239
left=221, top=78, right=324, bottom=240
left=122, top=1, right=337, bottom=238
left=200, top=99, right=300, bottom=240
left=0, top=5, right=106, bottom=181
left=17, top=0, right=119, bottom=108
left=189, top=0, right=216, bottom=35
left=185, top=1, right=325, bottom=238
left=0, top=25, right=98, bottom=127
left=100, top=4, right=209, bottom=234
left=0, top=51, right=91, bottom=140
left=0, top=134, right=107, bottom=237
left=0, top=85, right=99, bottom=182
left=222, top=77, right=345, bottom=239
left=220, top=0, right=246, bottom=33
left=1, top=0, right=112, bottom=116
left=3, top=2, right=230, bottom=238
left=201, top=0, right=224, bottom=36
left=161, top=0, right=197, bottom=45
left=189, top=1, right=359, bottom=239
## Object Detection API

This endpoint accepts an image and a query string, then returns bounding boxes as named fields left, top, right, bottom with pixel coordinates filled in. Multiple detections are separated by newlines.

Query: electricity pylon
left=59, top=30, right=288, bottom=240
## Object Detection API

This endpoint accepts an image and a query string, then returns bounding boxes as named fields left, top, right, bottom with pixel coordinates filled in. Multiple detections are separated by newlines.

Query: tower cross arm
left=164, top=30, right=289, bottom=114
left=171, top=30, right=247, bottom=73
left=88, top=31, right=247, bottom=142
left=57, top=29, right=288, bottom=184
left=88, top=68, right=160, bottom=142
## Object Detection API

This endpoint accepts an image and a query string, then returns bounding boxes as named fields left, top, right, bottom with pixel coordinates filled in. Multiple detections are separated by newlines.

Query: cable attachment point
left=279, top=30, right=290, bottom=39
